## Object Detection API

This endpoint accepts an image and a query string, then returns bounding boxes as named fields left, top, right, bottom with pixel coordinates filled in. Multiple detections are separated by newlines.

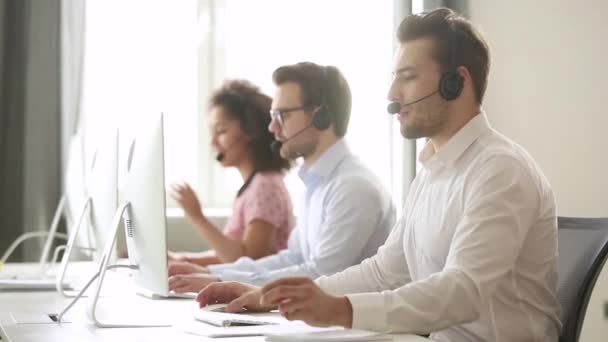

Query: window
left=202, top=0, right=398, bottom=213
left=413, top=0, right=425, bottom=174
left=83, top=0, right=405, bottom=214
left=82, top=0, right=199, bottom=202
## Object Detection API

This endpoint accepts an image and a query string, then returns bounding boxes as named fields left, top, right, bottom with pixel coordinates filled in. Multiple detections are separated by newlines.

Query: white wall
left=165, top=209, right=228, bottom=253
left=469, top=0, right=608, bottom=218
left=468, top=1, right=608, bottom=340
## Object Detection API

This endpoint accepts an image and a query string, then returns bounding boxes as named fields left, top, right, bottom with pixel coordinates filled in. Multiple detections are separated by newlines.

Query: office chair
left=557, top=216, right=608, bottom=342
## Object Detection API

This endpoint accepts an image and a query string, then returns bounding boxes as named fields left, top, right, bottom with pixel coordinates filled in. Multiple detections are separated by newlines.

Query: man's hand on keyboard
left=260, top=277, right=353, bottom=328
left=169, top=273, right=220, bottom=293
left=196, top=281, right=275, bottom=313
left=167, top=260, right=208, bottom=276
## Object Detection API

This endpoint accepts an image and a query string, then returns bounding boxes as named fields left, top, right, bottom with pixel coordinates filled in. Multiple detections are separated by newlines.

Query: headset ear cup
left=312, top=105, right=331, bottom=130
left=439, top=71, right=464, bottom=101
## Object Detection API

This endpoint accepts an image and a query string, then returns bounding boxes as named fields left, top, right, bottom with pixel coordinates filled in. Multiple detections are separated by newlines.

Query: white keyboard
left=167, top=291, right=197, bottom=299
left=194, top=310, right=280, bottom=327
left=0, top=278, right=71, bottom=291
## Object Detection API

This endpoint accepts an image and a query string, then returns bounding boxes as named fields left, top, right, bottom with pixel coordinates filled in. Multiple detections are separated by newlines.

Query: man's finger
left=261, top=277, right=311, bottom=293
left=283, top=308, right=308, bottom=322
left=278, top=299, right=308, bottom=316
left=172, top=284, right=195, bottom=294
left=260, top=285, right=308, bottom=306
left=167, top=262, right=185, bottom=276
left=196, top=283, right=236, bottom=306
left=226, top=294, right=251, bottom=313
left=168, top=276, right=180, bottom=289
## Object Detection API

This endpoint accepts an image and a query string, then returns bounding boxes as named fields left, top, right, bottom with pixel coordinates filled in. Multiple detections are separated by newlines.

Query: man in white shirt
left=195, top=8, right=561, bottom=342
left=167, top=62, right=395, bottom=292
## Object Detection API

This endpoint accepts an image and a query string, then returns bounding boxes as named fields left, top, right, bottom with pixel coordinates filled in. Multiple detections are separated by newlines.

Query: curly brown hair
left=208, top=79, right=291, bottom=172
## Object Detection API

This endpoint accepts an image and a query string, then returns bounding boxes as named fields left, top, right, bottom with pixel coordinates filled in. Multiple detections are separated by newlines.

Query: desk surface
left=0, top=263, right=431, bottom=342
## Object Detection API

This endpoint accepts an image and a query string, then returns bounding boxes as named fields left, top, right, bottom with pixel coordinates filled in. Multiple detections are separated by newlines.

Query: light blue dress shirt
left=208, top=139, right=395, bottom=286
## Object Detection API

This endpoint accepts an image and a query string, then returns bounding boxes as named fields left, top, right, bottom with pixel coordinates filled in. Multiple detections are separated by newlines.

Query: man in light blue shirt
left=168, top=62, right=395, bottom=291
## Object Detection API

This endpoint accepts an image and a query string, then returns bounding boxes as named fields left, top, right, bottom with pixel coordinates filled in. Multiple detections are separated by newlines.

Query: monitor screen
left=86, top=129, right=119, bottom=261
left=121, top=113, right=169, bottom=297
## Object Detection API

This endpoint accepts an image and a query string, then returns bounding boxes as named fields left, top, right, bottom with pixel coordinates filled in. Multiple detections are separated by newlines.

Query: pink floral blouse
left=222, top=171, right=294, bottom=252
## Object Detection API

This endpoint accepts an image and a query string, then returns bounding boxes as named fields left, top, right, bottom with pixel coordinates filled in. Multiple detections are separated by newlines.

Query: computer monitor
left=84, top=113, right=171, bottom=328
left=56, top=130, right=118, bottom=296
left=87, top=130, right=119, bottom=261
left=62, top=130, right=118, bottom=261
left=63, top=133, right=88, bottom=252
left=121, top=112, right=169, bottom=298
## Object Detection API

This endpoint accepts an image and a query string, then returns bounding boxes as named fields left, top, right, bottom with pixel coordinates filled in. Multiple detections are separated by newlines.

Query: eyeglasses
left=269, top=105, right=311, bottom=126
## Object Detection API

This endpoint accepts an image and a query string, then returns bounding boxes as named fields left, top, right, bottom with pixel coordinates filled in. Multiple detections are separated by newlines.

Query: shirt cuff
left=316, top=275, right=338, bottom=295
left=207, top=263, right=235, bottom=274
left=209, top=269, right=252, bottom=283
left=345, top=292, right=389, bottom=332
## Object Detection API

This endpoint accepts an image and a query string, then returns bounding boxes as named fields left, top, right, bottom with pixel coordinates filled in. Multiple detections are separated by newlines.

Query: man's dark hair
left=272, top=62, right=352, bottom=137
left=397, top=8, right=490, bottom=103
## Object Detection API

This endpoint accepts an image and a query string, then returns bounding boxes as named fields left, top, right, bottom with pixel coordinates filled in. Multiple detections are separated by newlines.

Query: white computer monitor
left=63, top=133, right=88, bottom=249
left=56, top=130, right=118, bottom=296
left=120, top=112, right=169, bottom=298
left=39, top=133, right=89, bottom=267
left=82, top=113, right=171, bottom=328
left=63, top=130, right=119, bottom=260
left=86, top=130, right=119, bottom=260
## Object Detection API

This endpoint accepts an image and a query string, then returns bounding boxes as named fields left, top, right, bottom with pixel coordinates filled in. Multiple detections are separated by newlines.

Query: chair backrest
left=557, top=216, right=608, bottom=342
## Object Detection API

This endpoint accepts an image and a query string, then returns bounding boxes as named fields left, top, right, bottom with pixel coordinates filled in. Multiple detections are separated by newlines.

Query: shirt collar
left=419, top=112, right=491, bottom=172
left=298, top=139, right=350, bottom=184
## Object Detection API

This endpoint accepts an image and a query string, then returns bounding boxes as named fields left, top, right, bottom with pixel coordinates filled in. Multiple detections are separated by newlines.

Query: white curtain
left=60, top=0, right=86, bottom=169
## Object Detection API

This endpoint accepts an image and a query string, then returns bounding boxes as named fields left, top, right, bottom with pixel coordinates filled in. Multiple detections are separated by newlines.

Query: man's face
left=387, top=38, right=449, bottom=140
left=268, top=82, right=318, bottom=160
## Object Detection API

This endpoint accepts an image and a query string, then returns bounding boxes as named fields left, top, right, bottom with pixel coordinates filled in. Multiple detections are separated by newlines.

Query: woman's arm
left=169, top=180, right=280, bottom=264
left=168, top=250, right=222, bottom=266
left=187, top=253, right=222, bottom=266
left=192, top=216, right=276, bottom=263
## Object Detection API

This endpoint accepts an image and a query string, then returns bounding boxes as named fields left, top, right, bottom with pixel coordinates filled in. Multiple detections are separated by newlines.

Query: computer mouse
left=200, top=303, right=228, bottom=312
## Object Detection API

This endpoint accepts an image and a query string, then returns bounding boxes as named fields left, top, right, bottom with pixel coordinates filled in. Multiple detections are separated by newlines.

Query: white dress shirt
left=317, top=113, right=561, bottom=342
left=208, top=139, right=395, bottom=286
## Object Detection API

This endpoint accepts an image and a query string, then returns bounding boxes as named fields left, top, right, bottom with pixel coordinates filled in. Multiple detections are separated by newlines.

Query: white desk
left=0, top=263, right=431, bottom=342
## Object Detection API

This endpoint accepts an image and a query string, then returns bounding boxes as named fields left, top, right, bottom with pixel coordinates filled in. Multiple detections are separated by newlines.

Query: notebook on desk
left=179, top=317, right=338, bottom=338
left=266, top=329, right=393, bottom=341
left=147, top=291, right=198, bottom=299
left=193, top=310, right=281, bottom=327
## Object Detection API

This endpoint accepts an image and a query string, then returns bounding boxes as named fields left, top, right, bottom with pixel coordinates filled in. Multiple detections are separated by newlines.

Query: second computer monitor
left=121, top=112, right=169, bottom=297
left=63, top=134, right=88, bottom=251
left=86, top=130, right=119, bottom=260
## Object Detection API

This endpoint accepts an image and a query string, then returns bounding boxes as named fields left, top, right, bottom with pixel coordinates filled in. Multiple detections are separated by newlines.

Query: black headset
left=438, top=29, right=464, bottom=101
left=311, top=66, right=332, bottom=130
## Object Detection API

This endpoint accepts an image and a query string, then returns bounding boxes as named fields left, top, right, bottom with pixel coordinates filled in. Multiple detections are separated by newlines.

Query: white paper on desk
left=177, top=319, right=338, bottom=338
left=266, top=329, right=393, bottom=342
